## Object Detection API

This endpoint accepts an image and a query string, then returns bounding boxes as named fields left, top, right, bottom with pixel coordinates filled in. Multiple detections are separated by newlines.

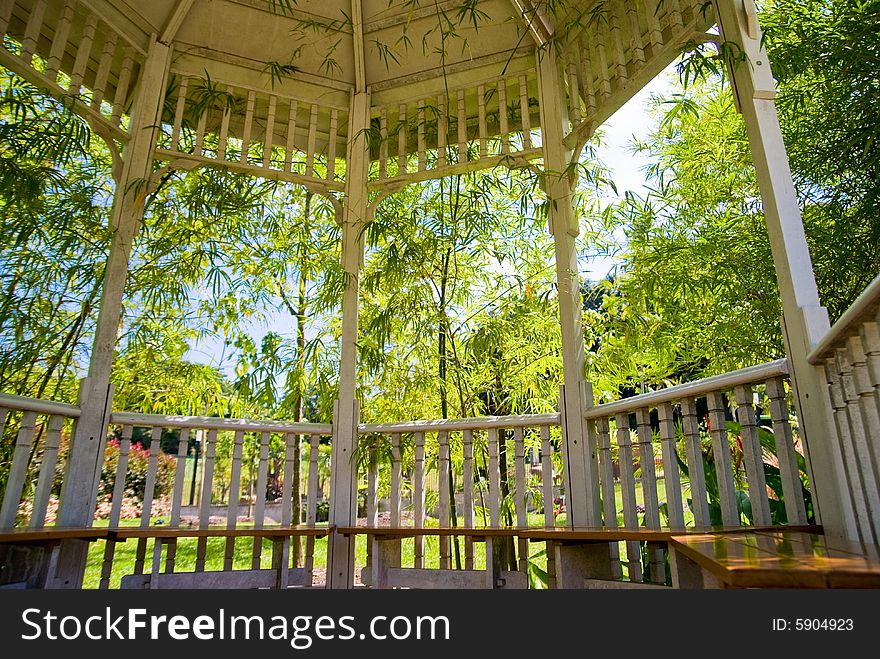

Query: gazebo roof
left=2, top=1, right=712, bottom=194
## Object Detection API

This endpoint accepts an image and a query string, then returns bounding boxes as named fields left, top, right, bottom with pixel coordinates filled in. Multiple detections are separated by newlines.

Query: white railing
left=583, top=359, right=806, bottom=582
left=808, top=273, right=880, bottom=545
left=358, top=413, right=562, bottom=575
left=97, top=411, right=332, bottom=588
left=0, top=393, right=81, bottom=530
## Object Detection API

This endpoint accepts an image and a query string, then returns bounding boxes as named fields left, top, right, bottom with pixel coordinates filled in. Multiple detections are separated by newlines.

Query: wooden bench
left=337, top=526, right=529, bottom=589
left=519, top=525, right=824, bottom=588
left=668, top=529, right=880, bottom=588
left=107, top=525, right=331, bottom=590
left=0, top=527, right=111, bottom=589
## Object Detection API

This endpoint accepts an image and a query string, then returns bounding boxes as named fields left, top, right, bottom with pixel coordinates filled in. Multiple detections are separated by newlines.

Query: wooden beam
left=159, top=0, right=197, bottom=44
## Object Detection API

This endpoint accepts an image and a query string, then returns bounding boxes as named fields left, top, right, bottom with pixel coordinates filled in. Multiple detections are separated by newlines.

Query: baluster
left=578, top=37, right=596, bottom=114
left=643, top=0, right=663, bottom=48
left=497, top=78, right=509, bottom=155
left=390, top=433, right=402, bottom=526
left=0, top=1, right=15, bottom=38
left=438, top=431, right=451, bottom=568
left=477, top=84, right=487, bottom=158
left=134, top=426, right=161, bottom=576
left=251, top=431, right=270, bottom=569
left=100, top=425, right=131, bottom=589
left=590, top=26, right=612, bottom=99
left=141, top=426, right=161, bottom=526
left=669, top=0, right=684, bottom=29
left=457, top=89, right=467, bottom=162
left=171, top=76, right=189, bottom=151
left=635, top=408, right=663, bottom=581
left=413, top=431, right=426, bottom=567
left=539, top=425, right=558, bottom=587
left=614, top=413, right=642, bottom=581
left=417, top=102, right=426, bottom=171
left=863, top=321, right=880, bottom=411
left=326, top=108, right=338, bottom=179
left=513, top=427, right=528, bottom=573
left=165, top=428, right=189, bottom=573
left=397, top=103, right=407, bottom=175
left=281, top=432, right=296, bottom=527
left=765, top=378, right=807, bottom=525
left=462, top=429, right=474, bottom=569
left=363, top=440, right=377, bottom=576
left=487, top=428, right=501, bottom=527
left=69, top=13, right=97, bottom=94
left=608, top=3, right=628, bottom=81
left=0, top=411, right=37, bottom=528
left=566, top=62, right=581, bottom=127
left=91, top=32, right=116, bottom=109
left=240, top=89, right=256, bottom=165
left=367, top=442, right=379, bottom=526
left=656, top=403, right=685, bottom=530
left=212, top=84, right=231, bottom=160
left=284, top=99, right=297, bottom=171
left=302, top=102, right=318, bottom=175
left=262, top=95, right=277, bottom=168
left=379, top=108, right=388, bottom=178
left=518, top=76, right=531, bottom=150
left=734, top=385, right=772, bottom=525
left=436, top=94, right=447, bottom=167
left=223, top=430, right=245, bottom=570
left=825, top=361, right=873, bottom=543
left=848, top=333, right=880, bottom=488
left=195, top=428, right=216, bottom=572
left=596, top=417, right=621, bottom=579
left=304, top=433, right=320, bottom=580
left=836, top=348, right=880, bottom=539
left=706, top=392, right=739, bottom=526
left=0, top=408, right=5, bottom=454
left=21, top=0, right=47, bottom=66
left=680, top=397, right=710, bottom=526
left=30, top=415, right=63, bottom=529
left=109, top=50, right=133, bottom=126
left=193, top=103, right=208, bottom=156
left=47, top=1, right=76, bottom=80
left=623, top=2, right=645, bottom=65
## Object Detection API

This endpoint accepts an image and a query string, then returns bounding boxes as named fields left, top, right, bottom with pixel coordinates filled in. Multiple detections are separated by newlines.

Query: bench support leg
left=273, top=538, right=291, bottom=589
left=372, top=537, right=401, bottom=589
left=554, top=541, right=615, bottom=588
left=669, top=548, right=721, bottom=589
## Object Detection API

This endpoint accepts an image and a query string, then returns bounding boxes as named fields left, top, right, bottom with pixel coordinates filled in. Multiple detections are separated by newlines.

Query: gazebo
left=0, top=0, right=878, bottom=590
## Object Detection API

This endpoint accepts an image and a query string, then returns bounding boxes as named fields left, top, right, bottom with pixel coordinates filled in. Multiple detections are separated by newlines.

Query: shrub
left=99, top=439, right=176, bottom=502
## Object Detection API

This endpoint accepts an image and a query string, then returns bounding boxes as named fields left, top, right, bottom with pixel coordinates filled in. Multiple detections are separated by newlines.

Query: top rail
left=583, top=359, right=790, bottom=420
left=109, top=412, right=332, bottom=435
left=359, top=412, right=560, bottom=434
left=807, top=273, right=880, bottom=364
left=0, top=392, right=81, bottom=417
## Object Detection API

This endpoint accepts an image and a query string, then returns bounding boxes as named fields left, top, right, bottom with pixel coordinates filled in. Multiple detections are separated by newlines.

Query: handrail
left=109, top=412, right=332, bottom=435
left=807, top=273, right=880, bottom=364
left=583, top=359, right=790, bottom=420
left=359, top=412, right=560, bottom=434
left=0, top=392, right=81, bottom=417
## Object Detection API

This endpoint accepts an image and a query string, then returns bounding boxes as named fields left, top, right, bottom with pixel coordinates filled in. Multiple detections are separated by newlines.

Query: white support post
left=51, top=37, right=173, bottom=588
left=536, top=47, right=600, bottom=526
left=713, top=0, right=855, bottom=539
left=327, top=89, right=370, bottom=589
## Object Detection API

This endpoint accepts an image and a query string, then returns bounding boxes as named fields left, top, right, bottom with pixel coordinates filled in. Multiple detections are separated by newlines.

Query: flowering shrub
left=98, top=439, right=176, bottom=502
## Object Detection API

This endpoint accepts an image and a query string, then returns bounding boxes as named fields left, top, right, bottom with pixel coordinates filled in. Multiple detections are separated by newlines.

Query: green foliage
left=98, top=439, right=176, bottom=502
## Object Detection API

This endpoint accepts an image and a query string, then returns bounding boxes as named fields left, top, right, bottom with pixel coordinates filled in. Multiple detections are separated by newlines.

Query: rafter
left=160, top=0, right=197, bottom=44
left=508, top=0, right=554, bottom=46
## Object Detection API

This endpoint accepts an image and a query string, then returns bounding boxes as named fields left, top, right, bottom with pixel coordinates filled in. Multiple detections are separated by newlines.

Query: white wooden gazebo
left=1, top=0, right=878, bottom=590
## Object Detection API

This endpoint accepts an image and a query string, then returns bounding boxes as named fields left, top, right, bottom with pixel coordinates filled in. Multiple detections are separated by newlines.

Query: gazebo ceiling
left=1, top=0, right=713, bottom=191
left=85, top=0, right=542, bottom=98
